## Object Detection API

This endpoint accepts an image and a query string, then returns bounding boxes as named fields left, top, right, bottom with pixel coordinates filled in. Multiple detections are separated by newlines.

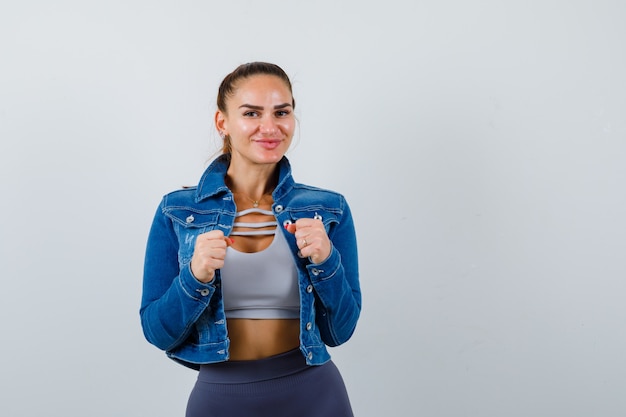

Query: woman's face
left=216, top=74, right=295, bottom=166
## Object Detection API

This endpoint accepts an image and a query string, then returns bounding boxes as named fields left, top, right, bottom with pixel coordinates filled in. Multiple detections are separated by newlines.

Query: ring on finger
left=302, top=238, right=308, bottom=247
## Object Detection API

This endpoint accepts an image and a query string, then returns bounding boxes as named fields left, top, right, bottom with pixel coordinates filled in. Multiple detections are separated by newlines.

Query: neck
left=225, top=159, right=279, bottom=202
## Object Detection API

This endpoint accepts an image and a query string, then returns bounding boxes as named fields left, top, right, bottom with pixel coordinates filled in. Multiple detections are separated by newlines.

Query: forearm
left=140, top=263, right=215, bottom=351
left=310, top=244, right=361, bottom=346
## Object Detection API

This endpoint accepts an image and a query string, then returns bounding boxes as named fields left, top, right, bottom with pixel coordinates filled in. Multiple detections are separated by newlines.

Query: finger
left=200, top=230, right=225, bottom=240
left=285, top=218, right=323, bottom=233
left=294, top=226, right=324, bottom=244
left=196, top=238, right=227, bottom=253
left=296, top=218, right=327, bottom=235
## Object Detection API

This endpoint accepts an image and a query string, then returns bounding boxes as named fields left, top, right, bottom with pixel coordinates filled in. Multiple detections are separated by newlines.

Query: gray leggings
left=186, top=349, right=354, bottom=417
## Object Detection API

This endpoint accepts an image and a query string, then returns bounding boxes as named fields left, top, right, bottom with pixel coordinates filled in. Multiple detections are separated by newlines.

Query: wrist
left=190, top=262, right=215, bottom=284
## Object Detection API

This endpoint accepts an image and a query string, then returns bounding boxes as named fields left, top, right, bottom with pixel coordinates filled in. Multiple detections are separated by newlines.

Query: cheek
left=280, top=120, right=296, bottom=135
left=234, top=121, right=256, bottom=136
left=241, top=124, right=255, bottom=134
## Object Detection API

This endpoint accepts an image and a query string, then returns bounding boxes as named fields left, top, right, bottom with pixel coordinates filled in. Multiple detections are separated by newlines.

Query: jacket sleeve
left=139, top=200, right=216, bottom=352
left=308, top=197, right=361, bottom=346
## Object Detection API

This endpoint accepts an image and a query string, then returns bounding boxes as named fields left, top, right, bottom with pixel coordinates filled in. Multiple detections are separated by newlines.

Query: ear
left=215, top=110, right=227, bottom=135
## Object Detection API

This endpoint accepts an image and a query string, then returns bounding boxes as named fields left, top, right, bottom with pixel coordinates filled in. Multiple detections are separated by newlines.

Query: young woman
left=140, top=62, right=361, bottom=416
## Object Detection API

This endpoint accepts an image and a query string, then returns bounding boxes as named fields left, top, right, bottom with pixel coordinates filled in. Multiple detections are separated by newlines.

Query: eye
left=243, top=111, right=259, bottom=117
left=275, top=110, right=291, bottom=117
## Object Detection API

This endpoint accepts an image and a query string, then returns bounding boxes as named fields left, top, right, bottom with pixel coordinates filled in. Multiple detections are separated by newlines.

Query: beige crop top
left=220, top=208, right=300, bottom=319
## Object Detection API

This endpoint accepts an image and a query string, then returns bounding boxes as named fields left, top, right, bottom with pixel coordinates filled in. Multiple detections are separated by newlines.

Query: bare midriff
left=227, top=318, right=300, bottom=360
left=225, top=195, right=301, bottom=361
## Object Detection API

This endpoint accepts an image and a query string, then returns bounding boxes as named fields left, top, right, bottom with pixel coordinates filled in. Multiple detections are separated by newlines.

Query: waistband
left=198, top=349, right=308, bottom=384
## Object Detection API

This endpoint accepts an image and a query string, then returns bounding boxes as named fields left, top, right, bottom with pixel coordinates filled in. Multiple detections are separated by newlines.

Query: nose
left=259, top=115, right=278, bottom=134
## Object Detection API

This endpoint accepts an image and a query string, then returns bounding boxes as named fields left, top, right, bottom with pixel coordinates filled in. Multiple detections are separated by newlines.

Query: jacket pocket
left=164, top=208, right=221, bottom=266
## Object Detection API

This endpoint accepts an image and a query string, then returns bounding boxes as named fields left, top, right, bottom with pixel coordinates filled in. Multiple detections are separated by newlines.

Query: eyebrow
left=238, top=103, right=293, bottom=110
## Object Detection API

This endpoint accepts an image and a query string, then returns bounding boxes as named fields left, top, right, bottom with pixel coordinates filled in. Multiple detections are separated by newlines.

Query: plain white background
left=1, top=1, right=625, bottom=416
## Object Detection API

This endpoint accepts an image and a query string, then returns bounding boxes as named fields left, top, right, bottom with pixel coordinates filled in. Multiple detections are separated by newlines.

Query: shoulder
left=292, top=182, right=346, bottom=199
left=160, top=186, right=199, bottom=209
left=284, top=182, right=350, bottom=215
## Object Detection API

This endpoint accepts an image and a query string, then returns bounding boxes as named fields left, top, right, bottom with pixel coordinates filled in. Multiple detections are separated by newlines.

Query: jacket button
left=275, top=205, right=284, bottom=213
left=311, top=268, right=320, bottom=276
left=306, top=285, right=313, bottom=293
left=199, top=288, right=210, bottom=296
left=282, top=219, right=292, bottom=228
left=314, top=213, right=322, bottom=220
left=186, top=215, right=195, bottom=223
left=306, top=322, right=312, bottom=331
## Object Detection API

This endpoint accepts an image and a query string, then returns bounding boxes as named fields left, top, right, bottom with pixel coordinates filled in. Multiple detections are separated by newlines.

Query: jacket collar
left=195, top=154, right=295, bottom=203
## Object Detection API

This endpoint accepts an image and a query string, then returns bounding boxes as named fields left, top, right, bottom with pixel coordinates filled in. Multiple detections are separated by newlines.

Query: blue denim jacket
left=140, top=155, right=361, bottom=369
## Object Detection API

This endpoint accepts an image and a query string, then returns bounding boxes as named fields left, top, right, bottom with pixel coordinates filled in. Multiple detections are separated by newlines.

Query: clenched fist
left=190, top=230, right=233, bottom=283
left=284, top=218, right=331, bottom=264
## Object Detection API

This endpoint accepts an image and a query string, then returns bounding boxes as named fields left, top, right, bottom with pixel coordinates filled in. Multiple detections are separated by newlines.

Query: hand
left=285, top=218, right=331, bottom=264
left=190, top=230, right=233, bottom=283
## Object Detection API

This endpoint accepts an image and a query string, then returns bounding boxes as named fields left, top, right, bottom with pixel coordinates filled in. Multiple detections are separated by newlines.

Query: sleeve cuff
left=307, top=245, right=341, bottom=282
left=179, top=263, right=216, bottom=302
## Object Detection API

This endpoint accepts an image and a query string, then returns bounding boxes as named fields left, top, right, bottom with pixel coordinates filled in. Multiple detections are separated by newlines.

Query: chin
left=258, top=154, right=285, bottom=164
left=255, top=149, right=288, bottom=164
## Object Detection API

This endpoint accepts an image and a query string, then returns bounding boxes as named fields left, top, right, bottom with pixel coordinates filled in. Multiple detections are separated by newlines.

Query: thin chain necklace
left=234, top=191, right=271, bottom=208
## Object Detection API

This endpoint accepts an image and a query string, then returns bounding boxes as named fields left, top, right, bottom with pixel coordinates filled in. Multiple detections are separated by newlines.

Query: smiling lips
left=254, top=139, right=282, bottom=150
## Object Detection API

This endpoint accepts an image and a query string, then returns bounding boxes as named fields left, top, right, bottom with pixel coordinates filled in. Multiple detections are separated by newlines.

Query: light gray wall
left=1, top=1, right=625, bottom=416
